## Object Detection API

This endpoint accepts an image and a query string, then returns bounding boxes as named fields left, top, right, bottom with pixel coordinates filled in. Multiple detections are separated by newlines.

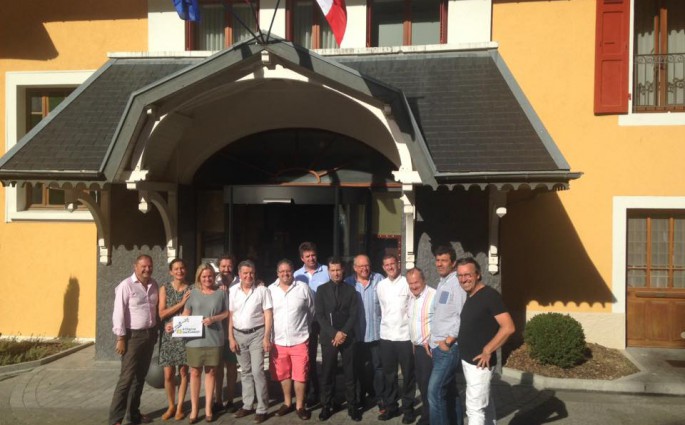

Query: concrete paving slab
left=0, top=345, right=683, bottom=424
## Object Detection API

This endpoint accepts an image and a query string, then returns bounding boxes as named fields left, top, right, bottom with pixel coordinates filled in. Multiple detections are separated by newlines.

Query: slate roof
left=336, top=51, right=570, bottom=178
left=0, top=58, right=198, bottom=179
left=0, top=41, right=578, bottom=187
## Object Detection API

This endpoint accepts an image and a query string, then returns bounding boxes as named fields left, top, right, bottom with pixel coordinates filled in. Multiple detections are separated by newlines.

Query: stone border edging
left=501, top=363, right=685, bottom=396
left=0, top=341, right=94, bottom=377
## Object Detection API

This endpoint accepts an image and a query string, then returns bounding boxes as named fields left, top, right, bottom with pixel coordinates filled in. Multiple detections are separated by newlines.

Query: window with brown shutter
left=594, top=0, right=630, bottom=114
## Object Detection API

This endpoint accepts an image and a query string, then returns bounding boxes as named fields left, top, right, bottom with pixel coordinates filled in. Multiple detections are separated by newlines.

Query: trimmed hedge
left=524, top=313, right=586, bottom=368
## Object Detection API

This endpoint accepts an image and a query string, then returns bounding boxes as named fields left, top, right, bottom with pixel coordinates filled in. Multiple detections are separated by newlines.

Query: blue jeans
left=428, top=344, right=463, bottom=425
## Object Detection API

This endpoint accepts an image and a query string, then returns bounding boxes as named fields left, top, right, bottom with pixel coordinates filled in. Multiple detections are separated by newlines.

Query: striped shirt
left=409, top=286, right=436, bottom=346
left=345, top=272, right=383, bottom=342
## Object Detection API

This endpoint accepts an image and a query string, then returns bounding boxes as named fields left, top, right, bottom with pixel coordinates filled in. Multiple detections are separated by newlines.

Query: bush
left=524, top=313, right=586, bottom=368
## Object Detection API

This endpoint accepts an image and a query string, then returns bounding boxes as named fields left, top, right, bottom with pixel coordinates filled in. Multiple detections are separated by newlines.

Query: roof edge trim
left=489, top=50, right=572, bottom=170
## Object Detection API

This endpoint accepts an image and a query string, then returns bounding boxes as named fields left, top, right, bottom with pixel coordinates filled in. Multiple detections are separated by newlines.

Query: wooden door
left=627, top=289, right=685, bottom=347
left=626, top=211, right=685, bottom=348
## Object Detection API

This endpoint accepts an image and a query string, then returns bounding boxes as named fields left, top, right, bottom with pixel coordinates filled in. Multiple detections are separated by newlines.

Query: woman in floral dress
left=158, top=258, right=191, bottom=420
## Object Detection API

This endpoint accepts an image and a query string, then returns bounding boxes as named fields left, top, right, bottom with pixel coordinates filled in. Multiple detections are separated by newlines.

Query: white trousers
left=461, top=360, right=497, bottom=425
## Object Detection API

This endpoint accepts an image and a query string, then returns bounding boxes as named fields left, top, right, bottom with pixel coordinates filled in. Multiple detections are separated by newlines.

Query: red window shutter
left=594, top=0, right=630, bottom=114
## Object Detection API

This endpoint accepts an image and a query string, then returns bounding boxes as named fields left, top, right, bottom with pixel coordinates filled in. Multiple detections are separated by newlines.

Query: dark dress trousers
left=315, top=280, right=359, bottom=408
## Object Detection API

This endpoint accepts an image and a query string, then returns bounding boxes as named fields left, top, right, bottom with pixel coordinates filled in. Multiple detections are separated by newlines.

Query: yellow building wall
left=0, top=0, right=148, bottom=339
left=493, top=0, right=685, bottom=320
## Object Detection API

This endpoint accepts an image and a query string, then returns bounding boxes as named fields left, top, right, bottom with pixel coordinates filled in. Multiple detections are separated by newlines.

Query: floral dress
left=159, top=282, right=189, bottom=366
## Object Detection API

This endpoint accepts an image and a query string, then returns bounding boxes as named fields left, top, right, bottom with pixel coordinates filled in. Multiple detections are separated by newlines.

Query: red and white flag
left=316, top=0, right=347, bottom=46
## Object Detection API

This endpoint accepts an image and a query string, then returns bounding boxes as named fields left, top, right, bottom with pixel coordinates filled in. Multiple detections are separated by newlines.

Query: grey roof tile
left=335, top=52, right=561, bottom=174
left=1, top=59, right=197, bottom=175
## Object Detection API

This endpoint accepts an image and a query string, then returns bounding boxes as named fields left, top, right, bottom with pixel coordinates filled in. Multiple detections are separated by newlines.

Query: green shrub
left=524, top=313, right=586, bottom=368
left=0, top=337, right=77, bottom=366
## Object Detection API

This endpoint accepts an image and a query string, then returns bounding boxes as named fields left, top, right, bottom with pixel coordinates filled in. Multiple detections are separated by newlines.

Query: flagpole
left=221, top=0, right=263, bottom=45
left=265, top=0, right=282, bottom=44
left=245, top=0, right=266, bottom=44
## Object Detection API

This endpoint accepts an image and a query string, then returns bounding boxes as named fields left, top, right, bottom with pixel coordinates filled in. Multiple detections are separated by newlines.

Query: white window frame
left=4, top=70, right=95, bottom=222
left=619, top=0, right=685, bottom=126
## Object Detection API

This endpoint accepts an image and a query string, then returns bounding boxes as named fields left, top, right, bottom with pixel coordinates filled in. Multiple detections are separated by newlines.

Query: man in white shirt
left=376, top=254, right=415, bottom=424
left=407, top=267, right=436, bottom=425
left=228, top=260, right=273, bottom=424
left=268, top=259, right=315, bottom=421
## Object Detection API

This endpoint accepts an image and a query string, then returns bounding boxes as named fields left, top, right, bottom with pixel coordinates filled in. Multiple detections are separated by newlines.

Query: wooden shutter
left=594, top=0, right=630, bottom=114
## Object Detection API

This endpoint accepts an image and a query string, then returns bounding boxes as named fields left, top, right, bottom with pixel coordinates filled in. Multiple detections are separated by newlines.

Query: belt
left=234, top=325, right=265, bottom=334
left=127, top=327, right=156, bottom=334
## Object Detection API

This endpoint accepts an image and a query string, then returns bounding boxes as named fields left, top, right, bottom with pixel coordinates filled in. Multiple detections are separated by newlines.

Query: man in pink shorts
left=268, top=259, right=316, bottom=420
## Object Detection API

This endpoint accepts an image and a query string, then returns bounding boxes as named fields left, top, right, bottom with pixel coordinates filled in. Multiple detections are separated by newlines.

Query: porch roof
left=0, top=39, right=580, bottom=189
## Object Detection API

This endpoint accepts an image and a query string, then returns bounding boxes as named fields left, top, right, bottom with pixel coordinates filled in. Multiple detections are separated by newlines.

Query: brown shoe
left=296, top=408, right=311, bottom=420
left=234, top=408, right=255, bottom=418
left=162, top=407, right=176, bottom=420
left=254, top=413, right=268, bottom=423
left=275, top=404, right=294, bottom=416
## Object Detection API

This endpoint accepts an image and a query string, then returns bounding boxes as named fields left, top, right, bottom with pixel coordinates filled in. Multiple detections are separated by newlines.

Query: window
left=368, top=0, right=446, bottom=47
left=286, top=0, right=337, bottom=49
left=633, top=0, right=685, bottom=112
left=595, top=0, right=685, bottom=116
left=25, top=89, right=73, bottom=209
left=5, top=71, right=93, bottom=222
left=188, top=0, right=259, bottom=50
left=627, top=210, right=685, bottom=289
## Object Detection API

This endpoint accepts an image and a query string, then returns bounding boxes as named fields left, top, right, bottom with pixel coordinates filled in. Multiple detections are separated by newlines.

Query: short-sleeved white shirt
left=268, top=280, right=315, bottom=346
left=229, top=283, right=273, bottom=330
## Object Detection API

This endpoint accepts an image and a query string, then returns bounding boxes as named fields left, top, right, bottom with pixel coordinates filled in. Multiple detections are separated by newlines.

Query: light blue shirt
left=429, top=270, right=467, bottom=349
left=345, top=272, right=383, bottom=342
left=294, top=263, right=330, bottom=293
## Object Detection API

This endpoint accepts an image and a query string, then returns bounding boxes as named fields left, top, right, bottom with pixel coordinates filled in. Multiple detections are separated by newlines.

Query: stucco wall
left=0, top=1, right=148, bottom=340
left=493, top=0, right=685, bottom=348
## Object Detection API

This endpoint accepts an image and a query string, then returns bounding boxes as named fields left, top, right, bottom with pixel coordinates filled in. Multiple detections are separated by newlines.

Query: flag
left=316, top=0, right=347, bottom=46
left=173, top=0, right=201, bottom=22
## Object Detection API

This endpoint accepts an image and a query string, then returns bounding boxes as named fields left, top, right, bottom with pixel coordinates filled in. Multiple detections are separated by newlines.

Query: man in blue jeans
left=427, top=246, right=467, bottom=425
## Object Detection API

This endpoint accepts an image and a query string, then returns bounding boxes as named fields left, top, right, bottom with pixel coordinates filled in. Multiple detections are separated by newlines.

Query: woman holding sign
left=183, top=263, right=229, bottom=423
left=159, top=258, right=191, bottom=420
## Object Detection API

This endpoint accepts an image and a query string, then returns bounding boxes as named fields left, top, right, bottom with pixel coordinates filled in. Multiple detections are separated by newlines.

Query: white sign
left=172, top=315, right=203, bottom=338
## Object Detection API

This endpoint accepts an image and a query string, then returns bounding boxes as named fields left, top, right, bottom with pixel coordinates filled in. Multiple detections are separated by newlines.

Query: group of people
left=108, top=243, right=515, bottom=425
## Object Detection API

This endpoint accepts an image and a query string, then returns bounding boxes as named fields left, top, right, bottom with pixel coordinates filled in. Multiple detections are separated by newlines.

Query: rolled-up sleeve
left=112, top=282, right=129, bottom=336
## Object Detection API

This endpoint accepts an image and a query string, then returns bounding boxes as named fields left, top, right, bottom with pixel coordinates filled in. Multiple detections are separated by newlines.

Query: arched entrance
left=194, top=128, right=403, bottom=277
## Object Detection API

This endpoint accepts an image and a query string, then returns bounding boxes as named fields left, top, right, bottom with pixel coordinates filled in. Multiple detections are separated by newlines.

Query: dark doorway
left=232, top=203, right=334, bottom=281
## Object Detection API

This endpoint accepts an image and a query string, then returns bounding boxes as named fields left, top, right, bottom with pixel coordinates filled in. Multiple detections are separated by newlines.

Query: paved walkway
left=0, top=345, right=683, bottom=425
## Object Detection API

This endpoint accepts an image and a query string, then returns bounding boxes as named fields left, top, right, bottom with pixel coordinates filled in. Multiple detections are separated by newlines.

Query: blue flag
left=173, top=0, right=201, bottom=22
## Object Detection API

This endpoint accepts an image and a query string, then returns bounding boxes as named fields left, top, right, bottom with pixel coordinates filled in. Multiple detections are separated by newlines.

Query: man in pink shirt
left=109, top=254, right=159, bottom=425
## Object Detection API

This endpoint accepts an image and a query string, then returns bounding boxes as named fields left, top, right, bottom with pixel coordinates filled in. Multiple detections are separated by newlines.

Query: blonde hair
left=194, top=263, right=215, bottom=289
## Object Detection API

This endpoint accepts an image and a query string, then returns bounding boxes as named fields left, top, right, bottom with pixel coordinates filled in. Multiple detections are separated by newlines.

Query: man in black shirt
left=315, top=257, right=361, bottom=422
left=456, top=257, right=515, bottom=425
